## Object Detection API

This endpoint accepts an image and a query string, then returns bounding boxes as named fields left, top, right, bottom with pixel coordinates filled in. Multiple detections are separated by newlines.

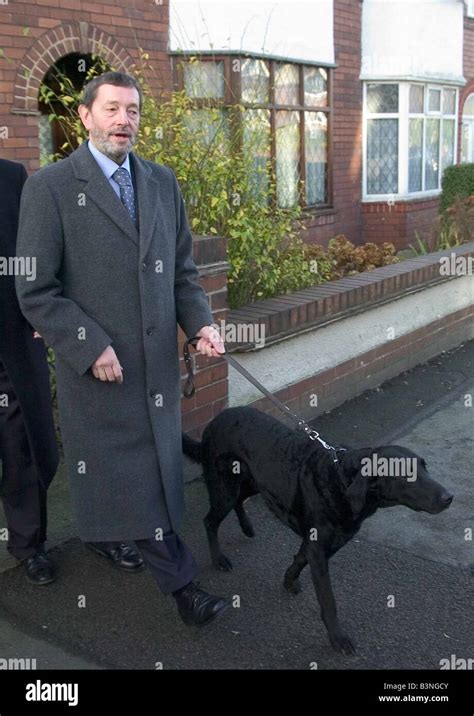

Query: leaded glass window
left=367, top=118, right=398, bottom=194
left=409, top=118, right=423, bottom=193
left=305, top=111, right=327, bottom=205
left=425, top=118, right=440, bottom=190
left=183, top=61, right=225, bottom=99
left=275, top=63, right=299, bottom=106
left=366, top=82, right=459, bottom=197
left=367, top=84, right=399, bottom=113
left=407, top=83, right=457, bottom=193
left=176, top=55, right=332, bottom=209
left=241, top=59, right=269, bottom=104
left=276, top=110, right=300, bottom=208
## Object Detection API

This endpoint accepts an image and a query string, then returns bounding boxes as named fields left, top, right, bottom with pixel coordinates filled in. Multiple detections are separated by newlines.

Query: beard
left=89, top=126, right=137, bottom=163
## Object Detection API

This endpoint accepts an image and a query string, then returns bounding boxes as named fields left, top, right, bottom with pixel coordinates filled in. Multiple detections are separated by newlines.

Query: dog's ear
left=345, top=469, right=369, bottom=518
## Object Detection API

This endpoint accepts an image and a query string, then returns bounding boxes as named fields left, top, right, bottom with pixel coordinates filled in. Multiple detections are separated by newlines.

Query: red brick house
left=0, top=0, right=473, bottom=252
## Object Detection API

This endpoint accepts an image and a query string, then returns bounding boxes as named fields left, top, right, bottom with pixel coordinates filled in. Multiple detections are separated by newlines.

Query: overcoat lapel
left=130, top=152, right=161, bottom=261
left=70, top=141, right=139, bottom=247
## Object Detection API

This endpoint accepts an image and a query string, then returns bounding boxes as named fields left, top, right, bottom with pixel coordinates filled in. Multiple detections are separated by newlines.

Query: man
left=1, top=157, right=142, bottom=581
left=0, top=157, right=59, bottom=584
left=16, top=71, right=229, bottom=627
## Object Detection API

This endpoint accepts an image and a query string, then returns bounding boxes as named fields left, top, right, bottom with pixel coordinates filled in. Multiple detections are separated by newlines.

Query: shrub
left=432, top=195, right=474, bottom=248
left=439, top=163, right=474, bottom=214
left=303, top=235, right=399, bottom=281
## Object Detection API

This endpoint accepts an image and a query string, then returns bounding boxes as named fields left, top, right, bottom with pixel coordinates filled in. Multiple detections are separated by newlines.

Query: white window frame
left=407, top=84, right=425, bottom=194
left=362, top=81, right=400, bottom=200
left=363, top=81, right=459, bottom=201
left=461, top=93, right=474, bottom=163
left=427, top=86, right=442, bottom=115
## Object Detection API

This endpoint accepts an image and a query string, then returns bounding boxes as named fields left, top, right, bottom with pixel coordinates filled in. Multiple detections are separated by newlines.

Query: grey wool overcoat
left=15, top=140, right=214, bottom=541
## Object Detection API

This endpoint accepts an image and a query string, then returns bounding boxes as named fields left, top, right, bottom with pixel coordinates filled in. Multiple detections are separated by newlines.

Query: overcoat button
left=141, top=263, right=147, bottom=272
left=146, top=327, right=155, bottom=335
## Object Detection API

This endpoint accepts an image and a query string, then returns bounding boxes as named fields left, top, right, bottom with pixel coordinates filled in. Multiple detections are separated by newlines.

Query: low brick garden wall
left=180, top=240, right=474, bottom=438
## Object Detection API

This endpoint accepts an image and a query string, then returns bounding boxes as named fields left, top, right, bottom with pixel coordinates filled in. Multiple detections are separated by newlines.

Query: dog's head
left=342, top=445, right=453, bottom=519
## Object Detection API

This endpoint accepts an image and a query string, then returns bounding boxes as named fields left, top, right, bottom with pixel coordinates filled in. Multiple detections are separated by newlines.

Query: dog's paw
left=283, top=577, right=301, bottom=594
left=213, top=554, right=233, bottom=571
left=329, top=630, right=356, bottom=656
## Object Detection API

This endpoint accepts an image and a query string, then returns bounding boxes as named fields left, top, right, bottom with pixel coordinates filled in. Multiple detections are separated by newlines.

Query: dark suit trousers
left=0, top=359, right=47, bottom=560
left=135, top=531, right=199, bottom=595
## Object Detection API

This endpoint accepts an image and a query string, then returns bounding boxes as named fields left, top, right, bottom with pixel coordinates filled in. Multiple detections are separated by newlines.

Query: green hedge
left=440, top=163, right=474, bottom=214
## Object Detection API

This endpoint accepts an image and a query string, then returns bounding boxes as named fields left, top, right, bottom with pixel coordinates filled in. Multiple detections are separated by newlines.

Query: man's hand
left=195, top=325, right=225, bottom=358
left=91, top=345, right=123, bottom=383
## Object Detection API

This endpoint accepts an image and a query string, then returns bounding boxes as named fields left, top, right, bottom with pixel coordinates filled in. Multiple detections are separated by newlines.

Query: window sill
left=362, top=191, right=441, bottom=203
left=301, top=205, right=336, bottom=216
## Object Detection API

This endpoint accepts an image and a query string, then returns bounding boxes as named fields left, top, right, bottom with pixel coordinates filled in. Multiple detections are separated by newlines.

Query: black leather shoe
left=174, top=582, right=230, bottom=628
left=85, top=541, right=145, bottom=572
left=24, top=548, right=56, bottom=585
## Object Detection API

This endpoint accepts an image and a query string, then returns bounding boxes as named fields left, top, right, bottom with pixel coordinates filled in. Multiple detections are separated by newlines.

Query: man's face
left=78, top=84, right=140, bottom=163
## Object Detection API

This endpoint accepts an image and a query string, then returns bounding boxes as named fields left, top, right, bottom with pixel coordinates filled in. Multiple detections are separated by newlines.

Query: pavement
left=0, top=340, right=472, bottom=670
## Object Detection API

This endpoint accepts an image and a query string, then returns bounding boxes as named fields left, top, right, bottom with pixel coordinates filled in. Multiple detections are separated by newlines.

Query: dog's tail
left=182, top=432, right=203, bottom=464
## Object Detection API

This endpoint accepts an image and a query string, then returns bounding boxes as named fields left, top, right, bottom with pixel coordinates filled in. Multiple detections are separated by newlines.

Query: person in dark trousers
left=0, top=157, right=59, bottom=584
left=16, top=72, right=230, bottom=627
left=0, top=157, right=143, bottom=585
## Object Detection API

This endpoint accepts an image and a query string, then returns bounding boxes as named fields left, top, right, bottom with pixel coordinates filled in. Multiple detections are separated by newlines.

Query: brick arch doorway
left=13, top=22, right=134, bottom=114
left=12, top=21, right=134, bottom=167
left=38, top=52, right=111, bottom=164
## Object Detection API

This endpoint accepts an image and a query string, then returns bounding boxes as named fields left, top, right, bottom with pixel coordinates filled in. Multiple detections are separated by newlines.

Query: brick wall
left=361, top=198, right=440, bottom=251
left=179, top=235, right=230, bottom=436
left=186, top=242, right=474, bottom=437
left=225, top=243, right=474, bottom=422
left=0, top=0, right=170, bottom=173
left=248, top=305, right=473, bottom=422
left=301, top=0, right=363, bottom=248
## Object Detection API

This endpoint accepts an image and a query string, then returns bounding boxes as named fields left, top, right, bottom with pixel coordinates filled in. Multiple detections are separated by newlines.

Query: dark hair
left=80, top=71, right=143, bottom=110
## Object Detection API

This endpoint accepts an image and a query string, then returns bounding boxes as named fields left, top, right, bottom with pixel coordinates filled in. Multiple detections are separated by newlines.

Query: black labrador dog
left=182, top=405, right=453, bottom=654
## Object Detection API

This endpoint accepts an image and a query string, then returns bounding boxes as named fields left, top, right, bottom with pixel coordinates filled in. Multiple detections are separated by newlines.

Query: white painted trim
left=462, top=120, right=474, bottom=163
left=362, top=192, right=441, bottom=204
left=399, top=83, right=409, bottom=195
left=363, top=81, right=459, bottom=201
left=360, top=74, right=466, bottom=87
left=461, top=92, right=474, bottom=163
left=427, top=85, right=442, bottom=115
left=362, top=82, right=367, bottom=200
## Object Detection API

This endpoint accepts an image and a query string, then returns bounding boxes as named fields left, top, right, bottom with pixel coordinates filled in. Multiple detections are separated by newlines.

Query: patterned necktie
left=112, top=167, right=137, bottom=226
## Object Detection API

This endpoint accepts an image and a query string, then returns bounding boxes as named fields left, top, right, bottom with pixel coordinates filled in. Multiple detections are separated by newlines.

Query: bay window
left=173, top=54, right=333, bottom=209
left=461, top=94, right=474, bottom=164
left=364, top=82, right=459, bottom=199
